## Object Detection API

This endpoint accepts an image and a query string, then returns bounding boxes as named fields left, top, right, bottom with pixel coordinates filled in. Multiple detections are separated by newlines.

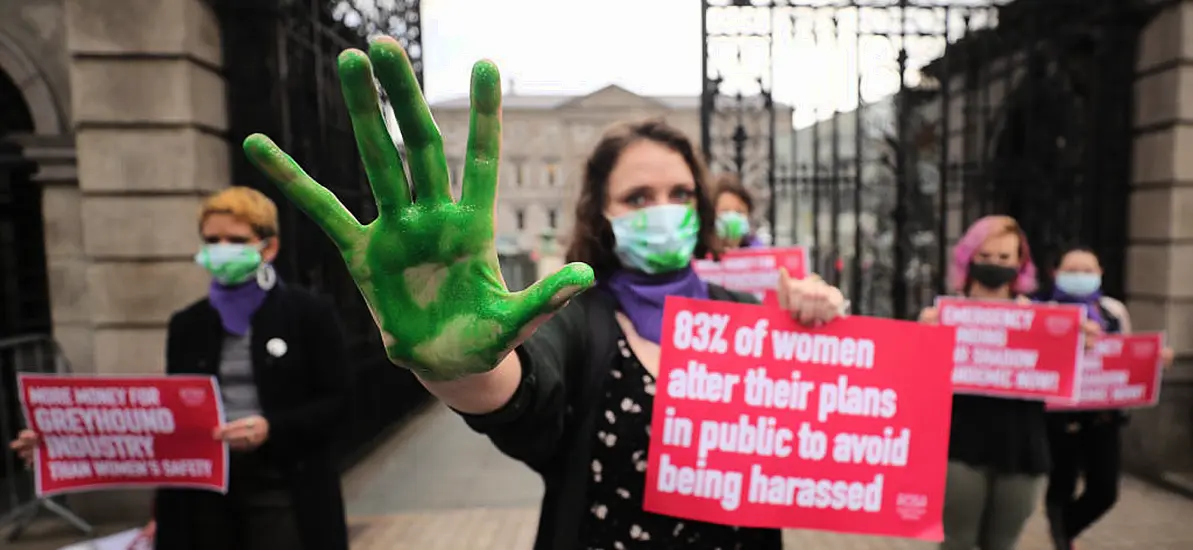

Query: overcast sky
left=417, top=0, right=1000, bottom=126
left=420, top=0, right=703, bottom=103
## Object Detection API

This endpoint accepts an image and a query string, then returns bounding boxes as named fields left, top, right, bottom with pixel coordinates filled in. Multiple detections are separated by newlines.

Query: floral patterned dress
left=576, top=336, right=783, bottom=550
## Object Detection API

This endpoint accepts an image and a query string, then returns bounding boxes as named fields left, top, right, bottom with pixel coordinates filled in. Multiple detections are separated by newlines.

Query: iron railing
left=215, top=0, right=431, bottom=466
left=0, top=334, right=93, bottom=541
left=701, top=0, right=1148, bottom=319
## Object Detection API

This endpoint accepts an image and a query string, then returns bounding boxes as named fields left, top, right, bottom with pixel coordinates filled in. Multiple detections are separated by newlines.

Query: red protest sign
left=936, top=298, right=1085, bottom=401
left=644, top=297, right=955, bottom=541
left=1047, top=333, right=1165, bottom=411
left=17, top=374, right=228, bottom=497
left=693, top=246, right=809, bottom=306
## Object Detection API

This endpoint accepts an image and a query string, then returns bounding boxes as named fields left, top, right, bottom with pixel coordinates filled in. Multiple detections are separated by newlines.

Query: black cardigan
left=460, top=285, right=783, bottom=550
left=153, top=284, right=350, bottom=550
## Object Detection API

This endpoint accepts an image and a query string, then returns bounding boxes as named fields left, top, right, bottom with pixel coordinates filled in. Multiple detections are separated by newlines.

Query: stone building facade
left=1122, top=1, right=1193, bottom=486
left=3, top=0, right=1193, bottom=525
left=430, top=86, right=792, bottom=255
left=0, top=0, right=226, bottom=521
left=431, top=85, right=701, bottom=254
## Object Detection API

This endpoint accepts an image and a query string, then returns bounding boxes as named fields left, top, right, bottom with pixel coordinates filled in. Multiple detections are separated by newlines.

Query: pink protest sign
left=936, top=298, right=1085, bottom=401
left=644, top=297, right=955, bottom=541
left=692, top=247, right=809, bottom=306
left=18, top=374, right=228, bottom=497
left=1048, top=333, right=1165, bottom=411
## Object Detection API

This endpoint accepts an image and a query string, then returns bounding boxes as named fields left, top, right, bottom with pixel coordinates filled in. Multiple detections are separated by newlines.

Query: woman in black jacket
left=239, top=37, right=847, bottom=549
left=11, top=186, right=351, bottom=550
left=155, top=186, right=350, bottom=550
left=1040, top=246, right=1172, bottom=550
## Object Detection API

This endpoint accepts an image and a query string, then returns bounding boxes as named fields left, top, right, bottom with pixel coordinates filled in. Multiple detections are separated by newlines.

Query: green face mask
left=195, top=243, right=264, bottom=285
left=609, top=204, right=699, bottom=274
left=716, top=211, right=750, bottom=241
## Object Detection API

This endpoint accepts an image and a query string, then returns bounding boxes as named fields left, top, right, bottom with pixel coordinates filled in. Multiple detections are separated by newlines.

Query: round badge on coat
left=266, top=338, right=288, bottom=358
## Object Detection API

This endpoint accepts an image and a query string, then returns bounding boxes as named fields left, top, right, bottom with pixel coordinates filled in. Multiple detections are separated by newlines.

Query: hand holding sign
left=776, top=269, right=846, bottom=327
left=918, top=307, right=939, bottom=325
left=8, top=429, right=38, bottom=465
left=213, top=415, right=270, bottom=451
left=1081, top=319, right=1103, bottom=350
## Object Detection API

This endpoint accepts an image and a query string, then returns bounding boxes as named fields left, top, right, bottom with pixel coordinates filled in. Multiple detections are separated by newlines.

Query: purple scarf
left=603, top=267, right=709, bottom=343
left=742, top=234, right=764, bottom=248
left=208, top=279, right=269, bottom=336
left=1049, top=287, right=1105, bottom=329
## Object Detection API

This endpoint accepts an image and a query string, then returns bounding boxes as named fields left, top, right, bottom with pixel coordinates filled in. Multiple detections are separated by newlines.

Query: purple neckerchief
left=1049, top=288, right=1105, bottom=329
left=602, top=266, right=709, bottom=344
left=208, top=277, right=271, bottom=336
left=741, top=234, right=764, bottom=248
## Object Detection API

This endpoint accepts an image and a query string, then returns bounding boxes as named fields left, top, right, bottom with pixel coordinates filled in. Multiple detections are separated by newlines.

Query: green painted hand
left=241, top=37, right=595, bottom=381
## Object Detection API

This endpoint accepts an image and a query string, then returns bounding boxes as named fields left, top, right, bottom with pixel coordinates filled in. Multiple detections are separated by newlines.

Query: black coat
left=459, top=285, right=784, bottom=550
left=153, top=284, right=350, bottom=550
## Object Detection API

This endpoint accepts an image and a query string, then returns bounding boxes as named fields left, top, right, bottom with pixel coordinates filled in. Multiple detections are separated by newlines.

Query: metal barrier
left=0, top=334, right=93, bottom=540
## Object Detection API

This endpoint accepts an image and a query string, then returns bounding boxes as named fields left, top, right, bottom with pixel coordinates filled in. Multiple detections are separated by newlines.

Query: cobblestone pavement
left=344, top=403, right=1193, bottom=550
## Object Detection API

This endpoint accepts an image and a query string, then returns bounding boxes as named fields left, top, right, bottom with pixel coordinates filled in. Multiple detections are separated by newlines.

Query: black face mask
left=967, top=262, right=1018, bottom=290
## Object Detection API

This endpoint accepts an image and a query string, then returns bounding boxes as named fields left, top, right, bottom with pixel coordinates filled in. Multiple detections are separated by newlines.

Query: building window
left=545, top=161, right=559, bottom=186
left=516, top=208, right=525, bottom=230
left=514, top=160, right=525, bottom=187
left=547, top=208, right=557, bottom=229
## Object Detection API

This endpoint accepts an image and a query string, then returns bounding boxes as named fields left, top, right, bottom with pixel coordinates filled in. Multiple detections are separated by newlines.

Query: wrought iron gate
left=215, top=0, right=421, bottom=352
left=702, top=0, right=1152, bottom=319
left=215, top=0, right=428, bottom=463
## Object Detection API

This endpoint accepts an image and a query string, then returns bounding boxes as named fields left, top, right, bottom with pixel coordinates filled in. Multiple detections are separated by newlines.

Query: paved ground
left=343, top=403, right=1193, bottom=550
left=8, top=402, right=1193, bottom=549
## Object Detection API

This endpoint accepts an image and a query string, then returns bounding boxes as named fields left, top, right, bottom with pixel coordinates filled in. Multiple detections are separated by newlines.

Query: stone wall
left=1122, top=0, right=1193, bottom=483
left=57, top=0, right=228, bottom=521
left=0, top=0, right=84, bottom=370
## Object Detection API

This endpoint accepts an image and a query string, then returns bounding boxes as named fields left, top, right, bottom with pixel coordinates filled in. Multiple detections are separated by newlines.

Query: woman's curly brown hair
left=565, top=118, right=721, bottom=278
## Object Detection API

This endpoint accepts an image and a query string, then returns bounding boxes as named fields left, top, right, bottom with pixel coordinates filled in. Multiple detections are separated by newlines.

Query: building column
left=62, top=0, right=229, bottom=520
left=1123, top=0, right=1193, bottom=483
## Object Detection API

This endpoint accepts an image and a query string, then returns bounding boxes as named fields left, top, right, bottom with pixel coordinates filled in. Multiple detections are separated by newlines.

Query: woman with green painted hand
left=242, top=36, right=847, bottom=550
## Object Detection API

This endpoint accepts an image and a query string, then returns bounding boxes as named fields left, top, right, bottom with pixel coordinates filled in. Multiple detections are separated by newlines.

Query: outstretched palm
left=242, top=37, right=594, bottom=381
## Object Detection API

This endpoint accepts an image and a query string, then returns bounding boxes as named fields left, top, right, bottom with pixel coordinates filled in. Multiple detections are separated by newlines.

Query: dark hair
left=565, top=118, right=720, bottom=278
left=710, top=173, right=754, bottom=213
left=1052, top=244, right=1098, bottom=269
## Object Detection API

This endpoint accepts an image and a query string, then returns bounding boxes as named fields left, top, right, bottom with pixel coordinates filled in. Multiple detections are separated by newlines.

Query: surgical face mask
left=609, top=204, right=699, bottom=274
left=1055, top=272, right=1101, bottom=297
left=716, top=211, right=750, bottom=241
left=967, top=261, right=1018, bottom=291
left=195, top=242, right=265, bottom=285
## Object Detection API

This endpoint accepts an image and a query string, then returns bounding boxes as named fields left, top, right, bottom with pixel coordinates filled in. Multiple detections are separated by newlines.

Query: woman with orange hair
left=12, top=186, right=351, bottom=550
left=919, top=215, right=1054, bottom=550
left=158, top=186, right=351, bottom=549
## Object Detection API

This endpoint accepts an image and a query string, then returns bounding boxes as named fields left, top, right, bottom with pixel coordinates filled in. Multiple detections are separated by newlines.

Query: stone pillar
left=1123, top=0, right=1193, bottom=485
left=62, top=0, right=228, bottom=520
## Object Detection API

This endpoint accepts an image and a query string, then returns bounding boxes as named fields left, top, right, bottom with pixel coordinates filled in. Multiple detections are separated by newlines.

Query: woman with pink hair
left=919, top=215, right=1050, bottom=550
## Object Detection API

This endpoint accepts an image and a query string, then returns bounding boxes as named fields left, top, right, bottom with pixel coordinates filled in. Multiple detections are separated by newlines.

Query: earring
left=257, top=263, right=277, bottom=290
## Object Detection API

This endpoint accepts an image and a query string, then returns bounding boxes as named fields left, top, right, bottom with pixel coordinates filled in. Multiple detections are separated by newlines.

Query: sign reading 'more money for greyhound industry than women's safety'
left=18, top=374, right=227, bottom=496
